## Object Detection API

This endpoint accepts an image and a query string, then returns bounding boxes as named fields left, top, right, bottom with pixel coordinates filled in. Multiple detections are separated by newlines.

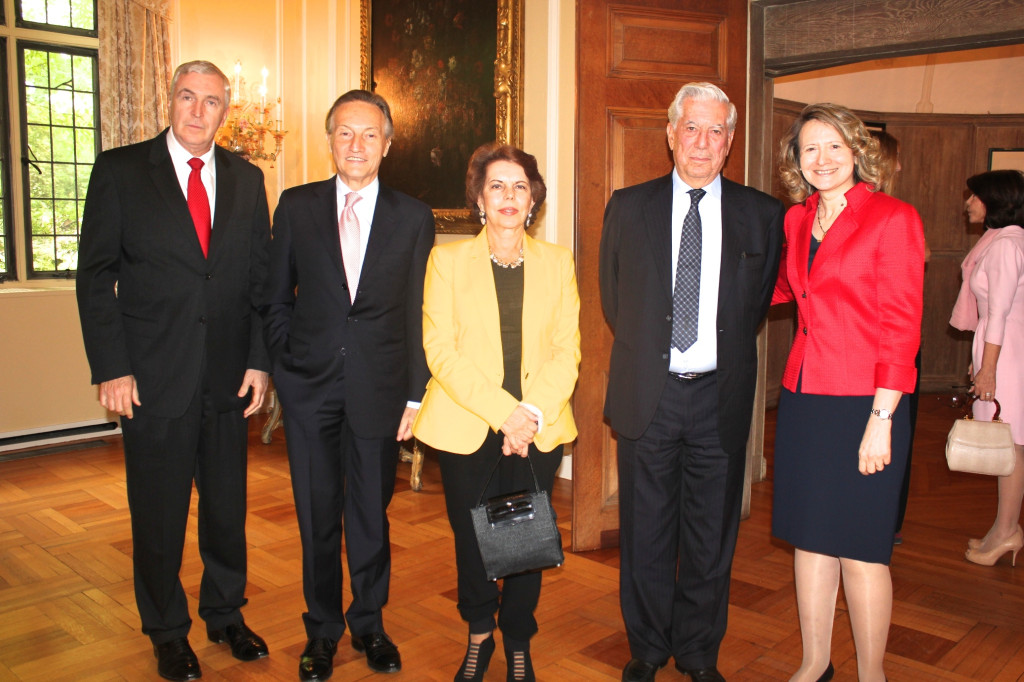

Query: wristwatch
left=870, top=408, right=894, bottom=420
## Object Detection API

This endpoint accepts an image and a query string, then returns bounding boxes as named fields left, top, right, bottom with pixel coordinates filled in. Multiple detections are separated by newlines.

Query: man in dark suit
left=261, top=90, right=433, bottom=681
left=599, top=82, right=784, bottom=682
left=76, top=61, right=271, bottom=681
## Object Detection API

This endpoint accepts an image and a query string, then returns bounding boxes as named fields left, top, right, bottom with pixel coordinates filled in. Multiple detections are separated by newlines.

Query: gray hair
left=170, top=61, right=231, bottom=104
left=668, top=82, right=737, bottom=132
left=325, top=89, right=395, bottom=140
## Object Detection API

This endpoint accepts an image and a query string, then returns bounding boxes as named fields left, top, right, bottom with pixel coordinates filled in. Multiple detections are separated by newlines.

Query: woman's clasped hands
left=500, top=405, right=539, bottom=457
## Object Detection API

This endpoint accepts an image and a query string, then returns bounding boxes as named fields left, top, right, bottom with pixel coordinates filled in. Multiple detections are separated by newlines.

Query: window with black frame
left=0, top=0, right=98, bottom=281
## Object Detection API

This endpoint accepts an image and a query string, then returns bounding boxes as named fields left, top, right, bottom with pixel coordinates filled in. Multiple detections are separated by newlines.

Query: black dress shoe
left=351, top=632, right=401, bottom=673
left=622, top=658, right=665, bottom=682
left=299, top=638, right=337, bottom=681
left=676, top=666, right=726, bottom=682
left=207, top=621, right=269, bottom=661
left=153, top=638, right=201, bottom=681
left=816, top=662, right=835, bottom=682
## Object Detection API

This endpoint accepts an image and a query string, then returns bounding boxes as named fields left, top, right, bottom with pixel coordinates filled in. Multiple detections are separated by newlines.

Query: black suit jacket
left=261, top=178, right=434, bottom=439
left=76, top=130, right=271, bottom=418
left=599, top=173, right=784, bottom=453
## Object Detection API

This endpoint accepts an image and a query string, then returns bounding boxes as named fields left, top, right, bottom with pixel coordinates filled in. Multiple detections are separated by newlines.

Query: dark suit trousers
left=282, top=369, right=399, bottom=640
left=437, top=431, right=563, bottom=641
left=617, top=372, right=744, bottom=669
left=121, top=379, right=249, bottom=644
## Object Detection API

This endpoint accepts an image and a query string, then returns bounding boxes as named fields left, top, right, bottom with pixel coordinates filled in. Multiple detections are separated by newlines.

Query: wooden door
left=573, top=0, right=750, bottom=551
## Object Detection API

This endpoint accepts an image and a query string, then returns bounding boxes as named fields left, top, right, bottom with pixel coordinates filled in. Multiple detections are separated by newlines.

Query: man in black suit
left=76, top=61, right=271, bottom=681
left=599, top=82, right=784, bottom=682
left=261, top=90, right=433, bottom=681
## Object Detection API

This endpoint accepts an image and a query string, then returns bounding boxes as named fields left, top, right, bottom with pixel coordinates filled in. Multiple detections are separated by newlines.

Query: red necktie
left=339, top=192, right=363, bottom=302
left=187, top=157, right=211, bottom=257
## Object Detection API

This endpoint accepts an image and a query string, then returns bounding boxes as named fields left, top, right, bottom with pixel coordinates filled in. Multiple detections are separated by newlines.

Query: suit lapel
left=470, top=229, right=503, bottom=360
left=311, top=178, right=343, bottom=274
left=718, top=178, right=744, bottom=311
left=147, top=132, right=199, bottom=251
left=521, top=234, right=543, bottom=373
left=643, top=174, right=674, bottom=300
left=208, top=147, right=237, bottom=262
left=362, top=185, right=400, bottom=278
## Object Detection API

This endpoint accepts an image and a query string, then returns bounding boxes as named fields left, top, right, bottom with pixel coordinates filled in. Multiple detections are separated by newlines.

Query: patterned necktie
left=671, top=188, right=705, bottom=352
left=339, top=192, right=363, bottom=303
left=186, top=157, right=211, bottom=257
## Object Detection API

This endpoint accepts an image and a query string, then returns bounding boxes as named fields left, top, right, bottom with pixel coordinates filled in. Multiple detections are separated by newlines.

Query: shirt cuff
left=519, top=402, right=543, bottom=433
left=406, top=401, right=421, bottom=410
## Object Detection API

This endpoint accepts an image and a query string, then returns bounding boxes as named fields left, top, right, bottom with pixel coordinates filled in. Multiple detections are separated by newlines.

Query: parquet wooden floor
left=1, top=394, right=1022, bottom=680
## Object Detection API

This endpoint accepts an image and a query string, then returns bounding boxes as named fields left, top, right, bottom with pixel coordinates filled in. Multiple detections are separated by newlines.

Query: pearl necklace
left=489, top=247, right=524, bottom=269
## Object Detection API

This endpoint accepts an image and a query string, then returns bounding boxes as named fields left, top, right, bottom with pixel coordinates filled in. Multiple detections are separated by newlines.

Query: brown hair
left=465, top=143, right=547, bottom=213
left=778, top=103, right=882, bottom=203
left=870, top=129, right=900, bottom=194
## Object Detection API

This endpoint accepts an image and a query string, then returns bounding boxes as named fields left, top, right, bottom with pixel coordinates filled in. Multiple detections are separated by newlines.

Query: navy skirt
left=772, top=388, right=910, bottom=564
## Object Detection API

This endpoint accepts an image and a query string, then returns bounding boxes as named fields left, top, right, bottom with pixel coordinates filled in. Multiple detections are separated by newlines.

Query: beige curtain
left=99, top=0, right=174, bottom=149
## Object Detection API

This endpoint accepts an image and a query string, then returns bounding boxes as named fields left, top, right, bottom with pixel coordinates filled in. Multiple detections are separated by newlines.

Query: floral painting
left=368, top=0, right=499, bottom=213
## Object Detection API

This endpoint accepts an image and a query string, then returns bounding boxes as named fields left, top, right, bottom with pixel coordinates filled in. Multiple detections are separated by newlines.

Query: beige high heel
left=965, top=527, right=1024, bottom=566
left=968, top=524, right=1023, bottom=550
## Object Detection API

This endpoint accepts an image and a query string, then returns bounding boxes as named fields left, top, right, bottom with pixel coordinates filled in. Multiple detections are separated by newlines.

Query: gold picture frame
left=360, top=0, right=523, bottom=234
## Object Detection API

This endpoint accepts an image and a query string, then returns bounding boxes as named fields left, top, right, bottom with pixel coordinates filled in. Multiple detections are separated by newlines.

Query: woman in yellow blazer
left=413, top=143, right=580, bottom=682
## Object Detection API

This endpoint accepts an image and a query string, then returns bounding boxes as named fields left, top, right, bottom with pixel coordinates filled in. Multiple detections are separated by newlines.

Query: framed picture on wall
left=989, top=148, right=1024, bottom=172
left=361, top=0, right=523, bottom=233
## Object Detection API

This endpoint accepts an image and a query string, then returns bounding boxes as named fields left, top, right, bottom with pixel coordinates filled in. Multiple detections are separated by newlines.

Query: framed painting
left=361, top=0, right=523, bottom=233
left=989, top=148, right=1024, bottom=172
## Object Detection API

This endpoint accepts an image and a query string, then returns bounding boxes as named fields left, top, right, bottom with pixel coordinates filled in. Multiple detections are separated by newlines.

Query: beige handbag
left=946, top=399, right=1016, bottom=476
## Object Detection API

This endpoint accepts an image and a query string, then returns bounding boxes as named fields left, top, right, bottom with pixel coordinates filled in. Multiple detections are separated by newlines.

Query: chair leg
left=410, top=441, right=424, bottom=492
left=260, top=392, right=284, bottom=444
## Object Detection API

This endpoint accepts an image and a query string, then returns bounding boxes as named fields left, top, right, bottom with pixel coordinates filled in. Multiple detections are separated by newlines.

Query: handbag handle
left=961, top=396, right=1003, bottom=422
left=475, top=450, right=544, bottom=507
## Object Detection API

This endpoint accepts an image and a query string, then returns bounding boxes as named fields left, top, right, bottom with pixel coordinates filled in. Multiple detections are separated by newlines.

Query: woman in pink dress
left=950, top=169, right=1024, bottom=566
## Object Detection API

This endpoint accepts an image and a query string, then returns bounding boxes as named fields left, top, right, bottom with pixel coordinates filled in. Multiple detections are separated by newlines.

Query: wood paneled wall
left=764, top=100, right=1024, bottom=403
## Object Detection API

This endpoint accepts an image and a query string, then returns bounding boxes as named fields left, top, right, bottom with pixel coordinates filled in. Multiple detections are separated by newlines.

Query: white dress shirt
left=166, top=130, right=217, bottom=224
left=669, top=171, right=722, bottom=374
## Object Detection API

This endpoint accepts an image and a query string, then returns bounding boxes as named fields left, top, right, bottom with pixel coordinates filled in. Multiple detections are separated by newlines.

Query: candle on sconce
left=258, top=85, right=267, bottom=124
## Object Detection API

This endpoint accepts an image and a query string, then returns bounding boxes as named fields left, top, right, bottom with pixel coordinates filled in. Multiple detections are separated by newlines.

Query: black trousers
left=616, top=373, right=744, bottom=669
left=281, top=370, right=400, bottom=641
left=121, top=380, right=250, bottom=644
left=438, top=430, right=563, bottom=641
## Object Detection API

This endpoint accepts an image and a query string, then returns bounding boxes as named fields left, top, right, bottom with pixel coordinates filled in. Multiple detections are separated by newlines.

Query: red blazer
left=772, top=182, right=924, bottom=396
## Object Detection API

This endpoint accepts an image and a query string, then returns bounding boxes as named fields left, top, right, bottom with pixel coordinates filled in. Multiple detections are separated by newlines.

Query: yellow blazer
left=412, top=229, right=580, bottom=454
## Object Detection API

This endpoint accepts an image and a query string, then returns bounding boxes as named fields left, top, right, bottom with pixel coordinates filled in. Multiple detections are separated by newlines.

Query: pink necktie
left=187, top=157, right=211, bottom=257
left=339, top=192, right=362, bottom=302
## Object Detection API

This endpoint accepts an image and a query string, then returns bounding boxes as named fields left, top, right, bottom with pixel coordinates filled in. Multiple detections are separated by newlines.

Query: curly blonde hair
left=778, top=103, right=882, bottom=203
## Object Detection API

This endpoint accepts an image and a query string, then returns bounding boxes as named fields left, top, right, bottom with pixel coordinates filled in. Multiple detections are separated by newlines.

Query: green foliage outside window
left=22, top=46, right=97, bottom=275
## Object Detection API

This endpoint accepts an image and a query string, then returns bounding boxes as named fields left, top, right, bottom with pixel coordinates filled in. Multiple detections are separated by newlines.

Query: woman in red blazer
left=771, top=104, right=925, bottom=682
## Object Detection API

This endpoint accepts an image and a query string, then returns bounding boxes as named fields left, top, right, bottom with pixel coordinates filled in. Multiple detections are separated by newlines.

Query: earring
left=525, top=212, right=534, bottom=228
left=479, top=209, right=486, bottom=226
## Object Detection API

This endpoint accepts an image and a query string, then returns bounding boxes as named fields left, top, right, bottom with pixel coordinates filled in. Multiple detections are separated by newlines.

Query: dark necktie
left=186, top=157, right=211, bottom=257
left=671, top=188, right=705, bottom=352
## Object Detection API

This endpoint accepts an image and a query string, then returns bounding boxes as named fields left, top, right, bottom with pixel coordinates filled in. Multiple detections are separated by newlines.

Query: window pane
left=31, top=235, right=55, bottom=271
left=72, top=55, right=93, bottom=92
left=21, top=0, right=46, bottom=23
left=27, top=124, right=52, bottom=160
left=20, top=44, right=98, bottom=277
left=17, top=0, right=96, bottom=34
left=51, top=126, right=74, bottom=161
left=29, top=161, right=53, bottom=198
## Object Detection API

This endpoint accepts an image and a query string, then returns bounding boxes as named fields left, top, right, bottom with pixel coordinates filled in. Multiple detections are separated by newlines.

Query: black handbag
left=470, top=452, right=564, bottom=581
